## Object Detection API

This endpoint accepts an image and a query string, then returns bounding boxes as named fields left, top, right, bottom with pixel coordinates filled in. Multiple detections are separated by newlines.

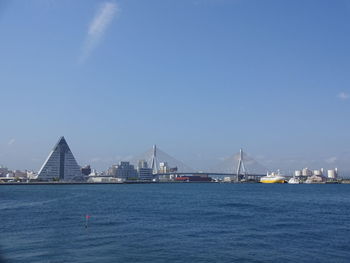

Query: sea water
left=1, top=184, right=350, bottom=262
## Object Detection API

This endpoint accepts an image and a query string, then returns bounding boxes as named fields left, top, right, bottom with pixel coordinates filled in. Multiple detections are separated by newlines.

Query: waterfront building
left=81, top=165, right=92, bottom=176
left=107, top=165, right=117, bottom=176
left=88, top=169, right=99, bottom=177
left=13, top=170, right=27, bottom=178
left=27, top=171, right=37, bottom=180
left=313, top=169, right=323, bottom=176
left=138, top=160, right=148, bottom=169
left=111, top=161, right=138, bottom=180
left=37, top=136, right=82, bottom=181
left=327, top=168, right=338, bottom=178
left=137, top=160, right=153, bottom=181
left=294, top=170, right=302, bottom=177
left=159, top=162, right=169, bottom=173
left=302, top=168, right=313, bottom=176
left=0, top=166, right=8, bottom=176
left=158, top=162, right=178, bottom=174
left=87, top=176, right=122, bottom=183
left=157, top=162, right=179, bottom=181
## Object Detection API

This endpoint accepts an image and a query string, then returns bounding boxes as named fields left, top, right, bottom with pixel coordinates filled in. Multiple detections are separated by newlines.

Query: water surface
left=1, top=184, right=350, bottom=262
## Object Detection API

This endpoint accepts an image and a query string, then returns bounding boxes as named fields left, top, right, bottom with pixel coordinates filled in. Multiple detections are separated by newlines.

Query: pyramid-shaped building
left=37, top=136, right=82, bottom=181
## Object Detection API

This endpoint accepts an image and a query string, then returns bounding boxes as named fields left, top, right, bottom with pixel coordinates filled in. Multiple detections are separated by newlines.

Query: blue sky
left=1, top=0, right=350, bottom=174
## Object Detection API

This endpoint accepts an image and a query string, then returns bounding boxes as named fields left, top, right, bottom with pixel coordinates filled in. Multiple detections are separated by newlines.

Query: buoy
left=85, top=215, right=91, bottom=228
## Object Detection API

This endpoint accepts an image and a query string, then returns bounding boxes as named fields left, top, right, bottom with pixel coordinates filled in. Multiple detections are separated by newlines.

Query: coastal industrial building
left=37, top=136, right=82, bottom=181
left=291, top=167, right=339, bottom=184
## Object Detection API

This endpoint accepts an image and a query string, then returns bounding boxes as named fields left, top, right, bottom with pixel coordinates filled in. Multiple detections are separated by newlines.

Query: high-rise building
left=137, top=160, right=153, bottom=181
left=37, top=136, right=82, bottom=181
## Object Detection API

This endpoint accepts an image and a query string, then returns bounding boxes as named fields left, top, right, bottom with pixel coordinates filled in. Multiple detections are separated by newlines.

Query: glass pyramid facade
left=37, top=136, right=82, bottom=181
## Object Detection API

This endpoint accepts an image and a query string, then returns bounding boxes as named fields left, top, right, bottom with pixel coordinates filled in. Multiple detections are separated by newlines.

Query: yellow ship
left=260, top=171, right=286, bottom=183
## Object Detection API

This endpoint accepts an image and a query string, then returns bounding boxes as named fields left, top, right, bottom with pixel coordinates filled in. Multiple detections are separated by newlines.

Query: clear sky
left=1, top=0, right=350, bottom=174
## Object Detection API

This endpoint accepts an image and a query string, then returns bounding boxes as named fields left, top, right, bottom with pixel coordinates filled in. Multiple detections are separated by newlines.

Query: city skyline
left=0, top=136, right=346, bottom=176
left=1, top=0, right=350, bottom=173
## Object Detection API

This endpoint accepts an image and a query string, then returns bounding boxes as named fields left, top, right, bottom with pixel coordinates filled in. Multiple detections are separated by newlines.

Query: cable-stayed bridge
left=129, top=145, right=194, bottom=173
left=208, top=150, right=268, bottom=175
left=129, top=146, right=267, bottom=180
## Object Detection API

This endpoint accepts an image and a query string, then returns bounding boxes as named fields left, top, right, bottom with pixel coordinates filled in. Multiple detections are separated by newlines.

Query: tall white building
left=37, top=136, right=82, bottom=181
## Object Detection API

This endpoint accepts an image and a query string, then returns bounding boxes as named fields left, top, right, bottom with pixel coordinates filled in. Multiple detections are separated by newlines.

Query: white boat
left=288, top=177, right=300, bottom=184
left=260, top=171, right=286, bottom=184
left=305, top=175, right=324, bottom=184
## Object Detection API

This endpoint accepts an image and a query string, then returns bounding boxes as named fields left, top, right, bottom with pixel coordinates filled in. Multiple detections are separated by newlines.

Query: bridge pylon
left=150, top=145, right=159, bottom=174
left=236, top=148, right=247, bottom=181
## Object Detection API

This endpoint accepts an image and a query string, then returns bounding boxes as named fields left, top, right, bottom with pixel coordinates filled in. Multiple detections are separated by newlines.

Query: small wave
left=219, top=202, right=261, bottom=209
left=0, top=199, right=57, bottom=211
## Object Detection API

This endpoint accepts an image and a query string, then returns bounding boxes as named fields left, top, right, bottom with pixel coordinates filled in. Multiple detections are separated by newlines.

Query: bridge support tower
left=150, top=145, right=159, bottom=174
left=236, top=148, right=247, bottom=181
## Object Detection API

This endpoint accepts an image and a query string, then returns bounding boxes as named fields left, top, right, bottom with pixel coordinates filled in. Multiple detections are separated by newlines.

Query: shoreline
left=0, top=181, right=219, bottom=185
left=1, top=180, right=350, bottom=185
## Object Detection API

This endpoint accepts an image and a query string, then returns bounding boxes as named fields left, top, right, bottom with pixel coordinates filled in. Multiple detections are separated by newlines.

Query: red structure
left=175, top=176, right=212, bottom=182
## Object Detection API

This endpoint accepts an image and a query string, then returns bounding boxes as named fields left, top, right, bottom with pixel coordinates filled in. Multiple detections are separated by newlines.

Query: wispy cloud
left=8, top=138, right=15, bottom=146
left=337, top=92, right=349, bottom=100
left=79, top=1, right=119, bottom=63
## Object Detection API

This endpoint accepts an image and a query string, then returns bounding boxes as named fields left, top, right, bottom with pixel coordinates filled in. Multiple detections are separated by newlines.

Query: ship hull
left=260, top=178, right=286, bottom=183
